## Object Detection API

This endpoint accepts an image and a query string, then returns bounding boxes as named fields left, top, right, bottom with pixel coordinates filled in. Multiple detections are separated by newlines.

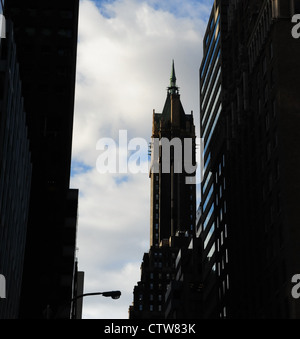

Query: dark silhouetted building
left=0, top=16, right=32, bottom=319
left=2, top=0, right=80, bottom=318
left=198, top=0, right=300, bottom=319
left=130, top=62, right=197, bottom=319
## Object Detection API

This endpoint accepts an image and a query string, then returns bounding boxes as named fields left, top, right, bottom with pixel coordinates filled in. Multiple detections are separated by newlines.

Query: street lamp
left=70, top=290, right=122, bottom=319
left=46, top=290, right=122, bottom=319
left=72, top=290, right=122, bottom=302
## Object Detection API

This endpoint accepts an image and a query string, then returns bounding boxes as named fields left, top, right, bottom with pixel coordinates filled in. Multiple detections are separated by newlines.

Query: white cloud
left=71, top=0, right=211, bottom=319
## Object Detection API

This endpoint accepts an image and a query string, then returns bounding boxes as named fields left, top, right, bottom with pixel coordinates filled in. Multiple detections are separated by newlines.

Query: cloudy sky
left=70, top=0, right=213, bottom=319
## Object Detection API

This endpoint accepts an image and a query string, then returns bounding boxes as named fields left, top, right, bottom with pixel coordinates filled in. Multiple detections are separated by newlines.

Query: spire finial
left=170, top=59, right=176, bottom=87
left=169, top=60, right=179, bottom=95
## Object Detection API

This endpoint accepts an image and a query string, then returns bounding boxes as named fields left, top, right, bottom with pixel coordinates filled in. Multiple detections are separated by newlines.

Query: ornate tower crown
left=168, top=60, right=179, bottom=95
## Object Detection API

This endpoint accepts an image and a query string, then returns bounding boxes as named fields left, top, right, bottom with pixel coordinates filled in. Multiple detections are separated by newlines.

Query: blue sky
left=70, top=0, right=213, bottom=319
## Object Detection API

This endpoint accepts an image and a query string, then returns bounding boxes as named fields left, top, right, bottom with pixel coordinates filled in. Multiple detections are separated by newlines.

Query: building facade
left=3, top=0, right=80, bottom=318
left=130, top=63, right=197, bottom=319
left=198, top=0, right=300, bottom=319
left=0, top=17, right=32, bottom=319
left=197, top=0, right=227, bottom=319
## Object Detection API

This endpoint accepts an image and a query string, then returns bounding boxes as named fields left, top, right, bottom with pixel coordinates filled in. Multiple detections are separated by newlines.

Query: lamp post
left=45, top=290, right=122, bottom=319
left=71, top=290, right=122, bottom=319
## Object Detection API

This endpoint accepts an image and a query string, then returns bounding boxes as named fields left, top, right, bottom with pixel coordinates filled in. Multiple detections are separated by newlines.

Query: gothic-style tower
left=130, top=62, right=197, bottom=319
left=150, top=60, right=196, bottom=247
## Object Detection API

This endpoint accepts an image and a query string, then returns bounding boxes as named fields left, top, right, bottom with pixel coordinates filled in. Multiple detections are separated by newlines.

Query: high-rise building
left=198, top=0, right=300, bottom=319
left=197, top=0, right=228, bottom=319
left=130, top=62, right=197, bottom=319
left=3, top=0, right=80, bottom=318
left=0, top=16, right=32, bottom=319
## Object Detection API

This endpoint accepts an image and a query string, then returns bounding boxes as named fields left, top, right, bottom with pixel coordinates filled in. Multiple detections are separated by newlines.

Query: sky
left=70, top=0, right=213, bottom=319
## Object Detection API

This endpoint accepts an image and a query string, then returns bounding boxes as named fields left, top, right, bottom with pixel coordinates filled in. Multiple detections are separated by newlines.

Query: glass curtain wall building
left=198, top=0, right=300, bottom=319
left=198, top=0, right=229, bottom=319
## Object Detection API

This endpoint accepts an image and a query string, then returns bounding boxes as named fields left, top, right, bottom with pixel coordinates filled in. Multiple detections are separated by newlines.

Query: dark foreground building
left=199, top=0, right=300, bottom=319
left=0, top=15, right=32, bottom=318
left=0, top=0, right=80, bottom=318
left=130, top=63, right=197, bottom=319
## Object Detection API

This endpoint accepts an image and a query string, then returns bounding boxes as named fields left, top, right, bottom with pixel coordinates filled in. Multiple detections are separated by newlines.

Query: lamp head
left=102, top=291, right=121, bottom=300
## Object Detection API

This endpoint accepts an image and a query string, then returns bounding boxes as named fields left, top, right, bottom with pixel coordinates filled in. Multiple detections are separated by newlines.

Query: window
left=25, top=27, right=36, bottom=36
left=58, top=47, right=71, bottom=57
left=265, top=113, right=270, bottom=131
left=270, top=42, right=274, bottom=59
left=28, top=9, right=37, bottom=17
left=267, top=142, right=272, bottom=161
left=275, top=160, right=280, bottom=180
left=60, top=10, right=73, bottom=19
left=205, top=34, right=210, bottom=46
left=204, top=204, right=214, bottom=230
left=271, top=70, right=275, bottom=87
left=58, top=29, right=72, bottom=38
left=272, top=100, right=277, bottom=117
left=41, top=28, right=52, bottom=37
left=264, top=84, right=269, bottom=103
left=204, top=223, right=215, bottom=250
left=263, top=56, right=267, bottom=75
left=203, top=184, right=214, bottom=212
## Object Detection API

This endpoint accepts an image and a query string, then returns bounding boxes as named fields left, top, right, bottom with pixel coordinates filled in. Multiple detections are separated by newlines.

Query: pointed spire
left=168, top=59, right=179, bottom=95
left=170, top=59, right=177, bottom=87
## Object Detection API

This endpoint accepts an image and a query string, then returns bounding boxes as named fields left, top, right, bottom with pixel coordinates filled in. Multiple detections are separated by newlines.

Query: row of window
left=201, top=13, right=220, bottom=79
left=10, top=8, right=74, bottom=20
left=138, top=304, right=163, bottom=312
left=248, top=0, right=273, bottom=71
left=139, top=294, right=164, bottom=302
left=24, top=27, right=73, bottom=38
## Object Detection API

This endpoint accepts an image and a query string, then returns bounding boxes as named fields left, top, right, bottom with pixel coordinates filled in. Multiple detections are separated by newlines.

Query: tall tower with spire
left=150, top=61, right=196, bottom=248
left=130, top=62, right=197, bottom=319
